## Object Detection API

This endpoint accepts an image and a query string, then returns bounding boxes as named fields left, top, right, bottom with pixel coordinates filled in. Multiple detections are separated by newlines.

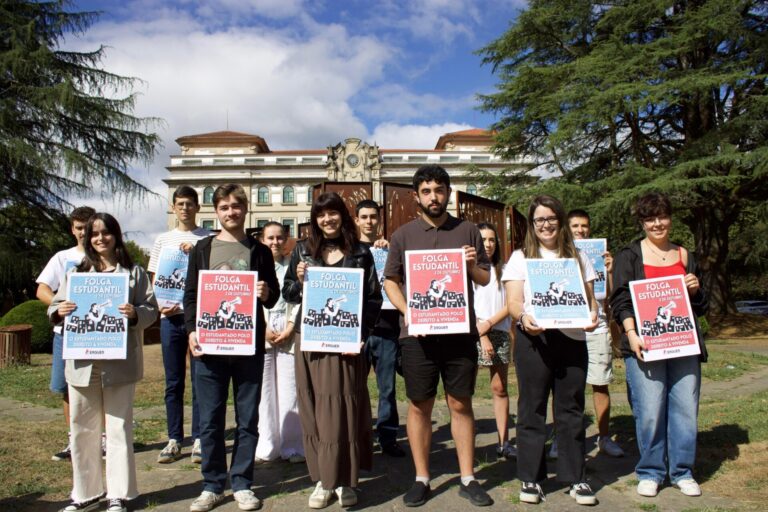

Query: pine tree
left=477, top=0, right=768, bottom=315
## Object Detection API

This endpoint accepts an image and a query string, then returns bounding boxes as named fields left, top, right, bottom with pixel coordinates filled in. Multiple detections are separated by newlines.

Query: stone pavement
left=8, top=344, right=768, bottom=512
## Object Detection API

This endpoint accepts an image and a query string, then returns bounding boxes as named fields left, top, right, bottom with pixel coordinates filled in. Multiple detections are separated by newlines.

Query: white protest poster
left=63, top=273, right=129, bottom=360
left=526, top=258, right=592, bottom=329
left=405, top=249, right=469, bottom=336
left=301, top=267, right=364, bottom=353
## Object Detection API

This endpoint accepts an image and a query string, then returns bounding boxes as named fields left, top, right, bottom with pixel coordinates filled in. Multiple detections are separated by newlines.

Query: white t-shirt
left=473, top=266, right=512, bottom=332
left=37, top=246, right=85, bottom=334
left=501, top=247, right=596, bottom=340
left=148, top=227, right=212, bottom=317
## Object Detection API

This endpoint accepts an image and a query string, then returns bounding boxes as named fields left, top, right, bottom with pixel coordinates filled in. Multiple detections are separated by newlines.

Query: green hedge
left=0, top=300, right=53, bottom=353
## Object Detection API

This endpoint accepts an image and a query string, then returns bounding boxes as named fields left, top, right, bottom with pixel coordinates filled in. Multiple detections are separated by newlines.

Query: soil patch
left=708, top=313, right=768, bottom=339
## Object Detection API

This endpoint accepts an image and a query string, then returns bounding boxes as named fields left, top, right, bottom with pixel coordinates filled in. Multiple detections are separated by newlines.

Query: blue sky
left=64, top=0, right=525, bottom=245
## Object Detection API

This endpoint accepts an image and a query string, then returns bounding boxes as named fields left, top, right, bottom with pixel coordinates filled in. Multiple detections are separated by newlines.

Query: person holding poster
left=183, top=184, right=279, bottom=512
left=502, top=195, right=599, bottom=506
left=355, top=199, right=405, bottom=458
left=610, top=192, right=708, bottom=498
left=473, top=223, right=516, bottom=461
left=253, top=222, right=304, bottom=465
left=147, top=185, right=212, bottom=465
left=282, top=192, right=382, bottom=509
left=383, top=165, right=493, bottom=508
left=568, top=209, right=624, bottom=458
left=49, top=213, right=158, bottom=512
left=36, top=205, right=95, bottom=463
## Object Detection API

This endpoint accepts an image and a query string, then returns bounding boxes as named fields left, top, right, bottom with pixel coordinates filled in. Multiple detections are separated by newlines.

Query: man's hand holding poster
left=153, top=247, right=189, bottom=309
left=63, top=273, right=129, bottom=360
left=405, top=249, right=469, bottom=336
left=196, top=270, right=258, bottom=355
left=574, top=239, right=607, bottom=300
left=301, top=267, right=364, bottom=353
left=629, top=275, right=700, bottom=362
left=526, top=258, right=592, bottom=329
left=370, top=247, right=394, bottom=310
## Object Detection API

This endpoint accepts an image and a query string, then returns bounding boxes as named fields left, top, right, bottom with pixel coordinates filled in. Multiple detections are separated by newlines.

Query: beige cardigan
left=48, top=264, right=158, bottom=387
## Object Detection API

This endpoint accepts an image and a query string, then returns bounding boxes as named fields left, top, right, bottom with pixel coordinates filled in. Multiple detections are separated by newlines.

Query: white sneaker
left=158, top=439, right=182, bottom=463
left=637, top=480, right=659, bottom=497
left=335, top=486, right=357, bottom=507
left=190, top=491, right=224, bottom=512
left=308, top=482, right=335, bottom=509
left=676, top=478, right=702, bottom=496
left=233, top=489, right=262, bottom=511
left=598, top=436, right=624, bottom=457
left=569, top=482, right=597, bottom=506
left=548, top=439, right=558, bottom=459
left=191, top=439, right=202, bottom=464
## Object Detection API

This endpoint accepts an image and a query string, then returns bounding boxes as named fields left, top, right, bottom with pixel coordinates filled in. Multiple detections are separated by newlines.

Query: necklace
left=644, top=239, right=670, bottom=261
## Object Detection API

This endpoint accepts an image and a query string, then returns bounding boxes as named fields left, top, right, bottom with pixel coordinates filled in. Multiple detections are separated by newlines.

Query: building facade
left=164, top=129, right=519, bottom=236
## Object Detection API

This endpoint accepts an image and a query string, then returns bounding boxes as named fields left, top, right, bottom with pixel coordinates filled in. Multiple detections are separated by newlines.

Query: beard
left=418, top=199, right=448, bottom=219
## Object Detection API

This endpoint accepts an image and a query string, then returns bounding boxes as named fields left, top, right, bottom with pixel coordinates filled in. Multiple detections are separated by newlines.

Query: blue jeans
left=50, top=332, right=68, bottom=394
left=195, top=352, right=265, bottom=493
left=365, top=335, right=400, bottom=445
left=161, top=315, right=199, bottom=441
left=624, top=355, right=701, bottom=484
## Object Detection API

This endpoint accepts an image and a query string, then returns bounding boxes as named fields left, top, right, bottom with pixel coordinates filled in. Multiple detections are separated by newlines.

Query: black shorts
left=400, top=334, right=478, bottom=401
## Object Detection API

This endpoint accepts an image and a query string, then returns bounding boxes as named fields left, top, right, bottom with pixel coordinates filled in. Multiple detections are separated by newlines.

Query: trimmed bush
left=0, top=300, right=53, bottom=353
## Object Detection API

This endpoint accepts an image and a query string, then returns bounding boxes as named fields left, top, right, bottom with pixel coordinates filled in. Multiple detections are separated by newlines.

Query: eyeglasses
left=642, top=215, right=670, bottom=225
left=532, top=216, right=559, bottom=227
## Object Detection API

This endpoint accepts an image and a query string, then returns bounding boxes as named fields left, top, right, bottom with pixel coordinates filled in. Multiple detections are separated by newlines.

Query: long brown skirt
left=295, top=338, right=373, bottom=489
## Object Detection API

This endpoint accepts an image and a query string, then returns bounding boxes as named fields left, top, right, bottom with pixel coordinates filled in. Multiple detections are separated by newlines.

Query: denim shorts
left=49, top=331, right=68, bottom=394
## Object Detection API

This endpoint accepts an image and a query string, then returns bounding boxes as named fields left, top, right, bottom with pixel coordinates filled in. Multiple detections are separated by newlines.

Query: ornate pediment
left=326, top=138, right=381, bottom=182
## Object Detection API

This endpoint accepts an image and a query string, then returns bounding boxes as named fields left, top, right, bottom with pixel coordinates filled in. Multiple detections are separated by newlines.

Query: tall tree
left=0, top=0, right=160, bottom=302
left=478, top=0, right=768, bottom=315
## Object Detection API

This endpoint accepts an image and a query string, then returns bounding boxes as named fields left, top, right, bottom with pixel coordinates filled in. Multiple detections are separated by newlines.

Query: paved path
left=5, top=341, right=768, bottom=512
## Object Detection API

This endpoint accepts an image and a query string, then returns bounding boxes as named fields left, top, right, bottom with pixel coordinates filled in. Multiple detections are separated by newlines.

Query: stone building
left=164, top=128, right=518, bottom=236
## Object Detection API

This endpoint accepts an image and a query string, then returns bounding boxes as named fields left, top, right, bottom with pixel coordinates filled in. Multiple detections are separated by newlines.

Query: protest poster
left=405, top=248, right=469, bottom=336
left=301, top=267, right=364, bottom=353
left=63, top=273, right=129, bottom=360
left=195, top=270, right=258, bottom=355
left=526, top=258, right=592, bottom=329
left=152, top=247, right=189, bottom=309
left=370, top=247, right=394, bottom=310
left=629, top=275, right=700, bottom=362
left=574, top=238, right=608, bottom=300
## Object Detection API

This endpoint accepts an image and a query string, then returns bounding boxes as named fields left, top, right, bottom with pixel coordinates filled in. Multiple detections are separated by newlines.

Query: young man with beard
left=383, top=165, right=493, bottom=507
left=355, top=199, right=405, bottom=458
left=183, top=184, right=280, bottom=512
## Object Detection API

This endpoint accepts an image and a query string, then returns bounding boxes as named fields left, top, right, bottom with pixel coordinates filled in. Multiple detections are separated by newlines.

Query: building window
left=257, top=219, right=270, bottom=228
left=257, top=186, right=270, bottom=204
left=282, top=219, right=295, bottom=238
left=203, top=186, right=214, bottom=205
left=202, top=219, right=215, bottom=230
left=467, top=184, right=478, bottom=195
left=282, top=186, right=295, bottom=204
left=307, top=186, right=314, bottom=204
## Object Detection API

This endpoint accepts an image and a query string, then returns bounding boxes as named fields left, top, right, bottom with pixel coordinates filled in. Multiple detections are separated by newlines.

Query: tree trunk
left=688, top=207, right=737, bottom=317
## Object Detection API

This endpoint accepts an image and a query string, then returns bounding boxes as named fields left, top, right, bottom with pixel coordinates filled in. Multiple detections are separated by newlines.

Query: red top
left=644, top=246, right=686, bottom=279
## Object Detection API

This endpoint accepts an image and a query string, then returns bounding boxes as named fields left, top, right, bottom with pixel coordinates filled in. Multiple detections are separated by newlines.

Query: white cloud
left=370, top=121, right=475, bottom=149
left=358, top=84, right=475, bottom=122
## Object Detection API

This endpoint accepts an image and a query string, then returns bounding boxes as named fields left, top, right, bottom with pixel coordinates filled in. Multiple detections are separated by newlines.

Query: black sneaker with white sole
left=60, top=496, right=100, bottom=512
left=569, top=482, right=597, bottom=506
left=519, top=482, right=544, bottom=504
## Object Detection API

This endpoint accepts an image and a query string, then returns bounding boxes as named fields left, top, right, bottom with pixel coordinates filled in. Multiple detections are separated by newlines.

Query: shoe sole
left=191, top=456, right=202, bottom=464
left=458, top=488, right=493, bottom=506
left=52, top=455, right=71, bottom=462
left=62, top=503, right=100, bottom=512
left=570, top=493, right=597, bottom=506
left=519, top=492, right=541, bottom=504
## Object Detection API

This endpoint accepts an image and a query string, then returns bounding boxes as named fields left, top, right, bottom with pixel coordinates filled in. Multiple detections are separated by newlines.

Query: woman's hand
left=118, top=303, right=137, bottom=319
left=628, top=330, right=645, bottom=361
left=342, top=341, right=365, bottom=356
left=477, top=319, right=491, bottom=337
left=521, top=313, right=544, bottom=335
left=583, top=309, right=599, bottom=332
left=265, top=326, right=277, bottom=345
left=256, top=280, right=269, bottom=301
left=479, top=335, right=494, bottom=362
left=297, top=261, right=308, bottom=281
left=684, top=273, right=700, bottom=296
left=272, top=324, right=295, bottom=346
left=188, top=331, right=203, bottom=357
left=57, top=301, right=77, bottom=318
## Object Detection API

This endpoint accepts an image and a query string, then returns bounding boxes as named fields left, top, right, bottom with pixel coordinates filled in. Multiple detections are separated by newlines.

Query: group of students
left=38, top=164, right=707, bottom=512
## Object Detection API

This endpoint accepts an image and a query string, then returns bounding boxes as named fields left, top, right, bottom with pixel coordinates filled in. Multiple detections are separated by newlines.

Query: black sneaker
left=52, top=444, right=72, bottom=462
left=569, top=482, right=597, bottom=506
left=519, top=482, right=544, bottom=504
left=380, top=441, right=406, bottom=457
left=60, top=495, right=100, bottom=512
left=403, top=482, right=430, bottom=507
left=106, top=498, right=127, bottom=512
left=459, top=480, right=493, bottom=506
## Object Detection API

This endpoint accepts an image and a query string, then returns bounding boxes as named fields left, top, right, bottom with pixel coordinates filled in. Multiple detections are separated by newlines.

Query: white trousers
left=69, top=378, right=137, bottom=502
left=255, top=347, right=303, bottom=460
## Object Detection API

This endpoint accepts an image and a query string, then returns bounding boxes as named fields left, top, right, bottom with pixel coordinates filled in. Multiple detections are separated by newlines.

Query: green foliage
left=477, top=0, right=768, bottom=315
left=125, top=240, right=149, bottom=270
left=0, top=300, right=53, bottom=353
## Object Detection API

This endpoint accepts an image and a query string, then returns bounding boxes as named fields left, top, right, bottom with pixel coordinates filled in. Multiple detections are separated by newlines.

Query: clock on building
left=346, top=154, right=360, bottom=167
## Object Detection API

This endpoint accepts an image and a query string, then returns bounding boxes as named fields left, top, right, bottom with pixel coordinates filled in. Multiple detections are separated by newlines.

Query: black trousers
left=514, top=326, right=588, bottom=484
